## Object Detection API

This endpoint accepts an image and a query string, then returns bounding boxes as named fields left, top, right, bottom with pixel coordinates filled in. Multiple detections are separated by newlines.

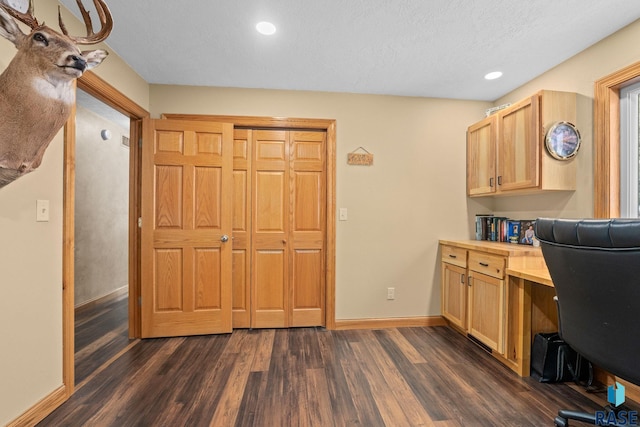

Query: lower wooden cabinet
left=441, top=245, right=468, bottom=331
left=467, top=250, right=506, bottom=354
left=468, top=271, right=505, bottom=354
left=440, top=240, right=552, bottom=377
left=442, top=262, right=468, bottom=330
left=440, top=242, right=508, bottom=355
left=441, top=245, right=506, bottom=354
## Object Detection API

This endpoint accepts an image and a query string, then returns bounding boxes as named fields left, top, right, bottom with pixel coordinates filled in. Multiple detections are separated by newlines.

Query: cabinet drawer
left=468, top=251, right=505, bottom=279
left=441, top=245, right=467, bottom=268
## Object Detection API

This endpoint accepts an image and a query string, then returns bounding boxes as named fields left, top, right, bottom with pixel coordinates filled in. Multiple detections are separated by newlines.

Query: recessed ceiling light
left=484, top=71, right=503, bottom=80
left=256, top=21, right=276, bottom=35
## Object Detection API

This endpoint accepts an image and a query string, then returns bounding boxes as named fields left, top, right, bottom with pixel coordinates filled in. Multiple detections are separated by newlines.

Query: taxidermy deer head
left=0, top=0, right=112, bottom=188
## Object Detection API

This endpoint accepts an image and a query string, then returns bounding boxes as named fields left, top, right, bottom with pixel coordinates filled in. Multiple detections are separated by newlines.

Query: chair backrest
left=535, top=218, right=640, bottom=386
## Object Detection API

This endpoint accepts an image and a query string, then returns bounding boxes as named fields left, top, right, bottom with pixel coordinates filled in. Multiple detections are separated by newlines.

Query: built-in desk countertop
left=505, top=266, right=553, bottom=287
left=439, top=239, right=542, bottom=257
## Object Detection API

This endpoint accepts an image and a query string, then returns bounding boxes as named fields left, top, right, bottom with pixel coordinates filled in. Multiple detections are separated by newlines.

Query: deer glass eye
left=33, top=33, right=49, bottom=46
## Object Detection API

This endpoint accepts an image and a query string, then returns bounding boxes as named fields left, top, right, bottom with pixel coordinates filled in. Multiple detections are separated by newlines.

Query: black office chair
left=535, top=218, right=640, bottom=426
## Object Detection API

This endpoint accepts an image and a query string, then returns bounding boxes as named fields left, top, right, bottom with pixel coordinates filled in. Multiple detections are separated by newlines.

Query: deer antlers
left=59, top=0, right=113, bottom=45
left=0, top=0, right=112, bottom=44
left=0, top=0, right=38, bottom=28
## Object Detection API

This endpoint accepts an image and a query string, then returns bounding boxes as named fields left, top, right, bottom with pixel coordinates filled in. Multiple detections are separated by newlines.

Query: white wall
left=0, top=127, right=64, bottom=426
left=0, top=1, right=148, bottom=424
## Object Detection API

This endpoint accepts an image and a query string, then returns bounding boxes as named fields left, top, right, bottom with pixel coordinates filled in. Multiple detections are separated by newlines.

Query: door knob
left=221, top=234, right=229, bottom=243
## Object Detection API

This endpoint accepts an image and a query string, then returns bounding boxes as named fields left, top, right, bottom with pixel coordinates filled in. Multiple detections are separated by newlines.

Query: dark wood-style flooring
left=39, top=296, right=616, bottom=426
left=74, top=290, right=132, bottom=386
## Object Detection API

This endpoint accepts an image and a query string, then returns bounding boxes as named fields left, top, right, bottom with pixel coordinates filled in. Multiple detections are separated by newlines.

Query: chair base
left=554, top=406, right=638, bottom=426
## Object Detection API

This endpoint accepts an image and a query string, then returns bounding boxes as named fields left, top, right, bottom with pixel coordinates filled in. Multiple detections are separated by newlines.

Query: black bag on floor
left=530, top=332, right=592, bottom=384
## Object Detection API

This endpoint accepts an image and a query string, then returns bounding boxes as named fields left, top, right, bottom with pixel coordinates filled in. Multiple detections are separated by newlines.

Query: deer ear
left=0, top=6, right=27, bottom=47
left=81, top=49, right=108, bottom=70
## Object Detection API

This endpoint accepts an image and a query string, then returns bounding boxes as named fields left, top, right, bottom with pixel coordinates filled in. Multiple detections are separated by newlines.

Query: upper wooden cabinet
left=467, top=115, right=497, bottom=196
left=497, top=95, right=540, bottom=192
left=467, top=90, right=577, bottom=197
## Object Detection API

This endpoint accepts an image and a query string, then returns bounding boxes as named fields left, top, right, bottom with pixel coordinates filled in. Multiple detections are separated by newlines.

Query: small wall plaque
left=347, top=147, right=373, bottom=166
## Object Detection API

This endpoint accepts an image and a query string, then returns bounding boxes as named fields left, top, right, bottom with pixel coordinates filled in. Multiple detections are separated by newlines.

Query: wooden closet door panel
left=290, top=131, right=326, bottom=327
left=232, top=129, right=251, bottom=327
left=252, top=130, right=289, bottom=328
left=255, top=172, right=287, bottom=231
left=291, top=248, right=323, bottom=326
left=141, top=119, right=233, bottom=338
left=253, top=249, right=287, bottom=327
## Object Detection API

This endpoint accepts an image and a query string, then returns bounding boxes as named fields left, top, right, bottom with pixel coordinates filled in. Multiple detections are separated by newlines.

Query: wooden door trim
left=163, top=114, right=337, bottom=329
left=59, top=71, right=148, bottom=412
left=76, top=72, right=149, bottom=337
left=594, top=60, right=640, bottom=218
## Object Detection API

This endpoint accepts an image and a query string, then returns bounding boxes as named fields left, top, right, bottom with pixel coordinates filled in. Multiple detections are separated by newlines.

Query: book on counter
left=475, top=215, right=511, bottom=242
left=475, top=215, right=536, bottom=245
left=475, top=214, right=492, bottom=240
left=507, top=220, right=521, bottom=244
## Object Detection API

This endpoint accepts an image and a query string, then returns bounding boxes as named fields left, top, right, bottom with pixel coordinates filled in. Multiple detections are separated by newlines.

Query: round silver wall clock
left=545, top=121, right=581, bottom=160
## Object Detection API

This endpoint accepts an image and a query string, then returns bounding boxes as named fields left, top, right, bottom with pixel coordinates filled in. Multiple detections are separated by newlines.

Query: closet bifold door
left=289, top=130, right=326, bottom=327
left=251, top=130, right=290, bottom=328
left=249, top=129, right=327, bottom=328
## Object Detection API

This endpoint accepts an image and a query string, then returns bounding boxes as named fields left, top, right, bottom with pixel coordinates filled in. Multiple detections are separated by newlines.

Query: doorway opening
left=62, top=72, right=148, bottom=395
left=73, top=89, right=132, bottom=385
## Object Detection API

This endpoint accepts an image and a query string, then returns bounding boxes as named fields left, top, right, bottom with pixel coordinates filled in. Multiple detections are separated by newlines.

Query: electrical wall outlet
left=387, top=287, right=395, bottom=300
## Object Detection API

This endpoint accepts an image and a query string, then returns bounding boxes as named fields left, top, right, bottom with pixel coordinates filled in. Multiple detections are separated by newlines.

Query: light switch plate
left=36, top=199, right=50, bottom=222
left=339, top=208, right=348, bottom=221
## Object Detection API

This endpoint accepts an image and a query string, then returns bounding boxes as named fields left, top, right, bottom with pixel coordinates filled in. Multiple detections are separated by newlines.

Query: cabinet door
left=497, top=95, right=540, bottom=192
left=468, top=271, right=505, bottom=354
left=442, top=263, right=468, bottom=330
left=467, top=116, right=496, bottom=196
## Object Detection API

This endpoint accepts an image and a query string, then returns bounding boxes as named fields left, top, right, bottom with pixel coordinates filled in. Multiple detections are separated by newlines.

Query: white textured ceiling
left=58, top=0, right=640, bottom=101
